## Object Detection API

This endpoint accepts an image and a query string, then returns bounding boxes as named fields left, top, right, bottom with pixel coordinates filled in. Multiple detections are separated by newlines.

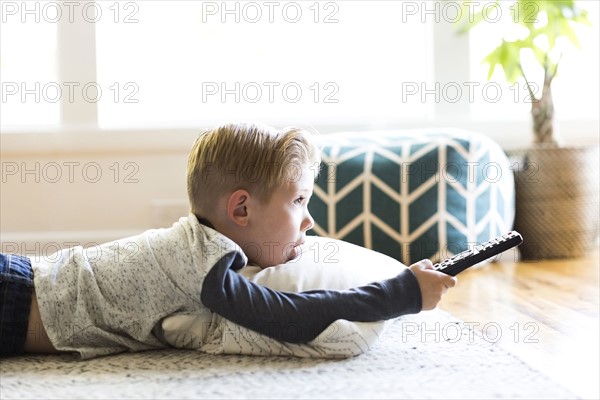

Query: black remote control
left=434, top=231, right=523, bottom=276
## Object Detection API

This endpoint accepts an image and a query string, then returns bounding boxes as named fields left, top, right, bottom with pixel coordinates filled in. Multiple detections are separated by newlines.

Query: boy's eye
left=294, top=196, right=305, bottom=205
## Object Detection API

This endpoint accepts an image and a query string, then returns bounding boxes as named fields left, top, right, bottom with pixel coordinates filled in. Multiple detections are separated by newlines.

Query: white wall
left=2, top=120, right=598, bottom=251
left=1, top=129, right=194, bottom=252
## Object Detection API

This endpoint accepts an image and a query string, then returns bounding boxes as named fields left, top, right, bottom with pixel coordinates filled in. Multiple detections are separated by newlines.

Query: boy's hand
left=409, top=259, right=457, bottom=311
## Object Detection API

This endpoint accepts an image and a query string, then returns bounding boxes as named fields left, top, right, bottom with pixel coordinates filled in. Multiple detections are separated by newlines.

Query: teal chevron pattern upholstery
left=309, top=129, right=515, bottom=264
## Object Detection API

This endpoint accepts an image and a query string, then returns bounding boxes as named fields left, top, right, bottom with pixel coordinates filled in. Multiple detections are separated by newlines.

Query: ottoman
left=309, top=129, right=516, bottom=264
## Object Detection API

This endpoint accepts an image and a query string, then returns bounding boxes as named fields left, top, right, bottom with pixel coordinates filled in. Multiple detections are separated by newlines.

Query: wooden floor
left=439, top=247, right=599, bottom=399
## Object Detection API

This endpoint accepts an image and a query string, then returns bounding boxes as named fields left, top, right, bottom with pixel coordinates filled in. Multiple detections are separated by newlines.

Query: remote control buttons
left=454, top=249, right=473, bottom=259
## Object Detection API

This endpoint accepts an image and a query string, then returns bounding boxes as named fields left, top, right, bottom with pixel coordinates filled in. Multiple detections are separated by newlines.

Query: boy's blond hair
left=187, top=123, right=321, bottom=218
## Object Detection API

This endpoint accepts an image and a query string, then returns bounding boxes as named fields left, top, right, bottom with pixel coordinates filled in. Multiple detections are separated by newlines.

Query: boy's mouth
left=289, top=241, right=304, bottom=261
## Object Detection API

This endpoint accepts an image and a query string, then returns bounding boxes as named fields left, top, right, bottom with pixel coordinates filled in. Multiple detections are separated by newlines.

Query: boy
left=0, top=123, right=457, bottom=358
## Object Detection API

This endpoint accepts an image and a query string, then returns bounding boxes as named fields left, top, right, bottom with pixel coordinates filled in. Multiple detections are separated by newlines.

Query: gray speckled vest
left=32, top=214, right=244, bottom=359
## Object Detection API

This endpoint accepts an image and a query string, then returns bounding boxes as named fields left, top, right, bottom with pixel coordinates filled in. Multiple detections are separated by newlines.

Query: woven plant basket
left=511, top=145, right=600, bottom=260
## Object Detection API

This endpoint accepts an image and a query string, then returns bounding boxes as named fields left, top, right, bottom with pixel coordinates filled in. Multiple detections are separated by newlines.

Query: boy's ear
left=227, top=189, right=250, bottom=227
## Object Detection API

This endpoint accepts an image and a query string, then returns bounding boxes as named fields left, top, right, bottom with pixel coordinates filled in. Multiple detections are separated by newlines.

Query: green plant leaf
left=450, top=0, right=591, bottom=86
left=483, top=40, right=524, bottom=83
left=513, top=0, right=542, bottom=30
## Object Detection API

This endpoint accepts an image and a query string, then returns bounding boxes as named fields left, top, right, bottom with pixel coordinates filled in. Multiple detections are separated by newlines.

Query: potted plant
left=456, top=0, right=599, bottom=259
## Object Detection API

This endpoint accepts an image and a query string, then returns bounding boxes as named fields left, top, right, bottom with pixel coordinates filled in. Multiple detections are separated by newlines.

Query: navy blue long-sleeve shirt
left=201, top=250, right=422, bottom=343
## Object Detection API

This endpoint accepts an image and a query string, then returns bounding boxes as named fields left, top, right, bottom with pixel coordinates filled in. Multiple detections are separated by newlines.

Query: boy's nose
left=302, top=212, right=315, bottom=232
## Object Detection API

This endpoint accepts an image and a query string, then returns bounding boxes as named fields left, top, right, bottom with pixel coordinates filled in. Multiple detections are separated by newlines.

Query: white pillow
left=161, top=237, right=408, bottom=358
left=238, top=236, right=407, bottom=291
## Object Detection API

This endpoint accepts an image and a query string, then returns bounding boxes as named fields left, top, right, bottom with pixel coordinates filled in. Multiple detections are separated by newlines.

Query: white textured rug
left=0, top=310, right=575, bottom=399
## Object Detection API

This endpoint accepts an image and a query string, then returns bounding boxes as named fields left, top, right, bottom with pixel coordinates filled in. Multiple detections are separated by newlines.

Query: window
left=0, top=9, right=58, bottom=125
left=94, top=1, right=431, bottom=128
left=1, top=0, right=598, bottom=138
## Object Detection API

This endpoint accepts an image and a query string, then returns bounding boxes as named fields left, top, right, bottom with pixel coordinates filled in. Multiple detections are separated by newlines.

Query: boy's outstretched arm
left=201, top=251, right=456, bottom=343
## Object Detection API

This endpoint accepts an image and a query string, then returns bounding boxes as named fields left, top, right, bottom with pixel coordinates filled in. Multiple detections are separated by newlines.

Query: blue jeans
left=0, top=253, right=33, bottom=356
